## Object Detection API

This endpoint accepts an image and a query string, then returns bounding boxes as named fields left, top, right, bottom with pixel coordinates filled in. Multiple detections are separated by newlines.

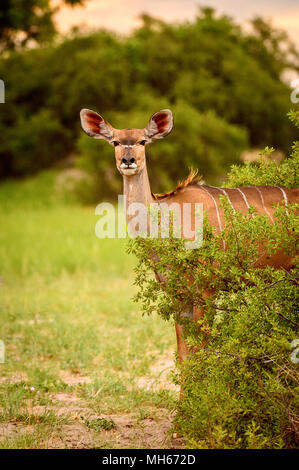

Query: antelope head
left=80, top=109, right=173, bottom=176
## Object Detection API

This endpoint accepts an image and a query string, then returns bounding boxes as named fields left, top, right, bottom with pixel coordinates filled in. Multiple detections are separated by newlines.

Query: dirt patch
left=136, top=349, right=179, bottom=394
left=50, top=392, right=81, bottom=404
left=46, top=412, right=184, bottom=449
left=0, top=371, right=28, bottom=383
left=55, top=168, right=92, bottom=196
left=0, top=401, right=184, bottom=449
left=241, top=148, right=284, bottom=163
left=59, top=371, right=92, bottom=386
left=47, top=423, right=95, bottom=449
left=0, top=422, right=34, bottom=440
left=32, top=401, right=93, bottom=421
left=97, top=412, right=184, bottom=449
left=0, top=351, right=184, bottom=448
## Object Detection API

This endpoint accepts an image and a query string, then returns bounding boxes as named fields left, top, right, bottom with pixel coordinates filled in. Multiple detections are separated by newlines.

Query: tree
left=0, top=0, right=86, bottom=50
left=0, top=10, right=297, bottom=185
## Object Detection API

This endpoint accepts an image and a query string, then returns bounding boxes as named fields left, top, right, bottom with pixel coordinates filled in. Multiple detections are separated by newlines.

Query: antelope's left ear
left=145, top=109, right=173, bottom=139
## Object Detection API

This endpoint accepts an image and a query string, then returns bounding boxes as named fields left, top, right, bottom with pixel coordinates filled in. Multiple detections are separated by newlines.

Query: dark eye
left=139, top=140, right=146, bottom=146
left=112, top=141, right=119, bottom=147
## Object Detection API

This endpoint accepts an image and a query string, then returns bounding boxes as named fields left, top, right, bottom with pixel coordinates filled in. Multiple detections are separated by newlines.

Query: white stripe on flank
left=254, top=187, right=273, bottom=222
left=209, top=186, right=235, bottom=211
left=235, top=187, right=250, bottom=210
left=274, top=186, right=289, bottom=216
left=201, top=186, right=223, bottom=233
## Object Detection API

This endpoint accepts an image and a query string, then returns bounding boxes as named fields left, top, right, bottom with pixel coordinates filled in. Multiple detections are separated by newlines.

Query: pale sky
left=55, top=0, right=299, bottom=48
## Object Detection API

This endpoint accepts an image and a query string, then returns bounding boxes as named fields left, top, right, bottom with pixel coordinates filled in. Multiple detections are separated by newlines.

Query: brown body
left=154, top=182, right=298, bottom=362
left=158, top=183, right=298, bottom=270
left=80, top=108, right=298, bottom=365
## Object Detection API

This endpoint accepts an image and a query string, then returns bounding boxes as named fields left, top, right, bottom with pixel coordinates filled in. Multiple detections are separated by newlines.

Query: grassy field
left=0, top=171, right=181, bottom=449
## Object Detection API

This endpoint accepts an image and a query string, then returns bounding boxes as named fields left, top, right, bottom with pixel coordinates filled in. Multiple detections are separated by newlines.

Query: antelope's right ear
left=80, top=109, right=114, bottom=140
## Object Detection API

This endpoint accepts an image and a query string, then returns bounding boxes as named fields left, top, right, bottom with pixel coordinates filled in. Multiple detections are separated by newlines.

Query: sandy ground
left=0, top=350, right=184, bottom=449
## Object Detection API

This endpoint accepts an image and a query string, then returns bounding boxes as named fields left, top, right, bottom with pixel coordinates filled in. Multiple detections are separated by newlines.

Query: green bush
left=128, top=114, right=299, bottom=448
left=225, top=111, right=299, bottom=189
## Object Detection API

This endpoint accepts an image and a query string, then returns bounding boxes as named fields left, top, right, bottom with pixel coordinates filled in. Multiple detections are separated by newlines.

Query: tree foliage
left=0, top=8, right=298, bottom=195
left=0, top=0, right=86, bottom=50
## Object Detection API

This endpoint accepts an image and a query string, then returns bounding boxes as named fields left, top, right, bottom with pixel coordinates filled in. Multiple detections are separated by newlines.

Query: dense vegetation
left=129, top=114, right=299, bottom=448
left=0, top=8, right=298, bottom=197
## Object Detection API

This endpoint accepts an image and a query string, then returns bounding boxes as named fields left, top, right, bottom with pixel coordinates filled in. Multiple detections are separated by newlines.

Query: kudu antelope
left=80, top=108, right=298, bottom=364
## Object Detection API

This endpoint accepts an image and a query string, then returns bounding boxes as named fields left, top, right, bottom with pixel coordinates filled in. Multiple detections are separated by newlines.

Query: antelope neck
left=122, top=164, right=154, bottom=219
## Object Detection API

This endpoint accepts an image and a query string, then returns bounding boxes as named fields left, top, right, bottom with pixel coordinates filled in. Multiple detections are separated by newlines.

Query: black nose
left=122, top=157, right=135, bottom=165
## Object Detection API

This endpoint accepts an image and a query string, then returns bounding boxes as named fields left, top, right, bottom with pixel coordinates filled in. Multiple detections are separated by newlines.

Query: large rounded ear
left=80, top=109, right=114, bottom=140
left=145, top=109, right=173, bottom=140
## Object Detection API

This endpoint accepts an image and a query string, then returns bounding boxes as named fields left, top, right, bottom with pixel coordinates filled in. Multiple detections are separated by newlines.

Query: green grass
left=0, top=171, right=177, bottom=449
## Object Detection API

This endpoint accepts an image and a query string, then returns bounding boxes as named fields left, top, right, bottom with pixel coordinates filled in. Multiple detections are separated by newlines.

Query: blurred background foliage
left=0, top=4, right=298, bottom=199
